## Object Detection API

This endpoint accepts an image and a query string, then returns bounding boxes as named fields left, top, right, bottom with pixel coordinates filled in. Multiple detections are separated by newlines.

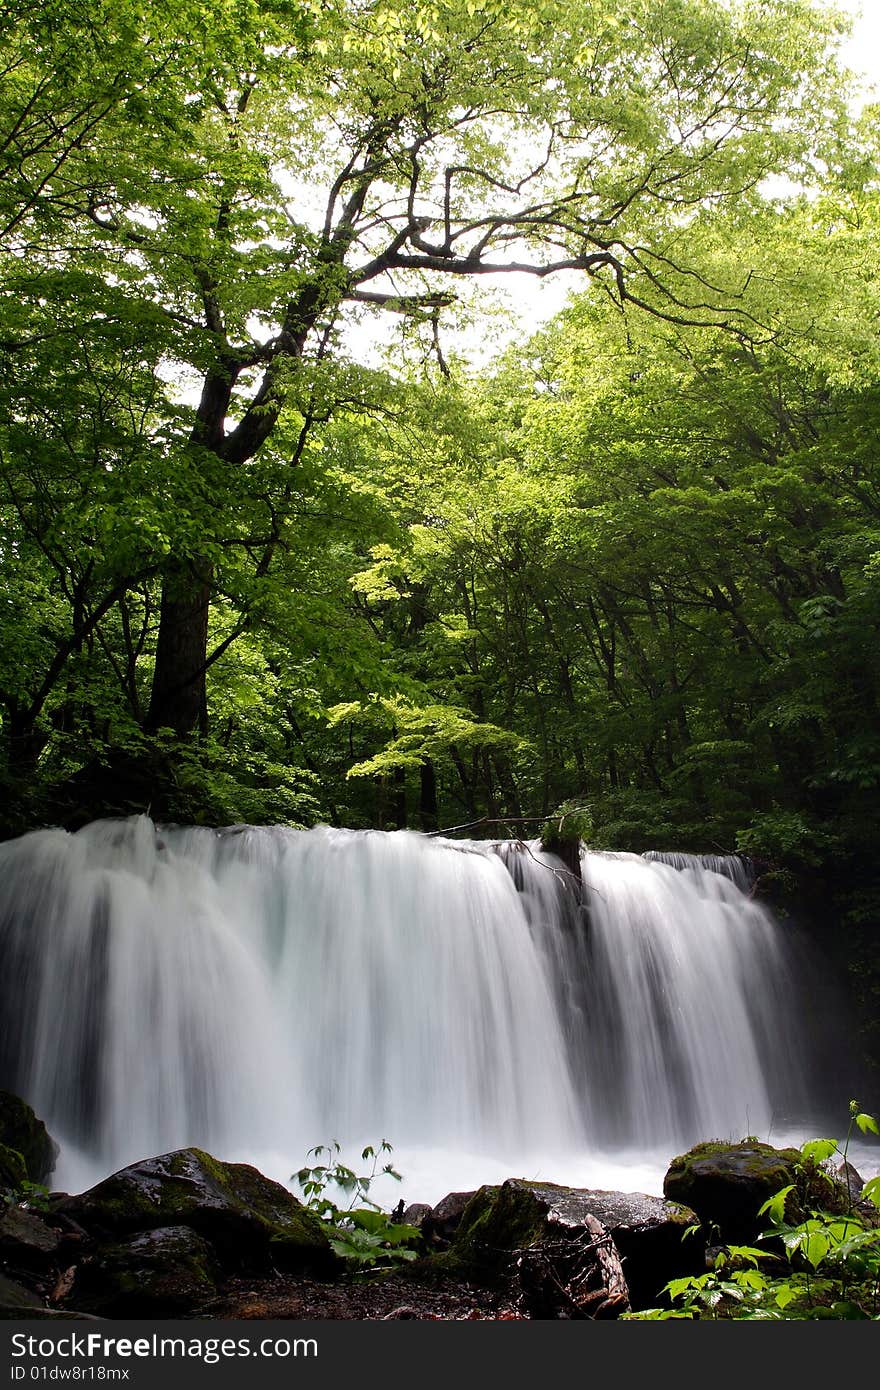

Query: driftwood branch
left=427, top=808, right=592, bottom=838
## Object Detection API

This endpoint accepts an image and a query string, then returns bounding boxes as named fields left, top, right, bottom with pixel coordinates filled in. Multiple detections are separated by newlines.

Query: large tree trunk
left=419, top=757, right=438, bottom=831
left=146, top=563, right=212, bottom=737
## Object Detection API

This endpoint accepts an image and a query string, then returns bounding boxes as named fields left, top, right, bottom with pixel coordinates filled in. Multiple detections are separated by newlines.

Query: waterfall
left=0, top=817, right=838, bottom=1202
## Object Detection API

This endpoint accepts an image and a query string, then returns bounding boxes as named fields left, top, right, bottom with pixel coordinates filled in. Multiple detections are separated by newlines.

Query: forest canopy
left=0, top=0, right=877, bottom=922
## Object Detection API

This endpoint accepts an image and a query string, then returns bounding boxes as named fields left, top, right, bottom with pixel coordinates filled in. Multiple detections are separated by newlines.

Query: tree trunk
left=419, top=758, right=438, bottom=831
left=146, top=563, right=212, bottom=737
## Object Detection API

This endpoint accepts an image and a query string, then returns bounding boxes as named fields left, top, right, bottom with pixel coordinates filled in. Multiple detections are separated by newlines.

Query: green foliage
left=292, top=1140, right=421, bottom=1271
left=627, top=1106, right=880, bottom=1320
left=0, top=1142, right=51, bottom=1212
left=328, top=697, right=524, bottom=778
left=736, top=812, right=836, bottom=868
left=0, top=0, right=866, bottom=833
left=540, top=800, right=595, bottom=846
left=13, top=1179, right=52, bottom=1214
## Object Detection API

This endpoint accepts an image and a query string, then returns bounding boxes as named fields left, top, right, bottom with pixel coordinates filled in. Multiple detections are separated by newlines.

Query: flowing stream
left=0, top=817, right=863, bottom=1205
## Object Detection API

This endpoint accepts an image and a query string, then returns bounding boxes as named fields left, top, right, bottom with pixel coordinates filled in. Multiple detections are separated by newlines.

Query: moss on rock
left=54, top=1148, right=339, bottom=1275
left=663, top=1140, right=802, bottom=1242
left=0, top=1092, right=58, bottom=1185
left=0, top=1142, right=28, bottom=1193
left=71, top=1225, right=221, bottom=1317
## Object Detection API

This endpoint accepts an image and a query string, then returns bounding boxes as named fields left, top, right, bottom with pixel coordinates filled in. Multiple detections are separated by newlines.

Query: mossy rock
left=553, top=1188, right=702, bottom=1311
left=444, top=1180, right=632, bottom=1317
left=53, top=1148, right=339, bottom=1276
left=444, top=1183, right=521, bottom=1280
left=0, top=1142, right=28, bottom=1193
left=442, top=1180, right=701, bottom=1310
left=70, top=1225, right=221, bottom=1317
left=0, top=1092, right=58, bottom=1184
left=663, top=1140, right=801, bottom=1243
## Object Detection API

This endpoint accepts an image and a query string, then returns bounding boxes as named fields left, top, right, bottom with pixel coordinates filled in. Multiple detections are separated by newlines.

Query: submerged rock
left=0, top=1092, right=59, bottom=1185
left=52, top=1148, right=338, bottom=1275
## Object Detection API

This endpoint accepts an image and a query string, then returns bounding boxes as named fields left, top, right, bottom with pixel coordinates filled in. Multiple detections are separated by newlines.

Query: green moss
left=445, top=1182, right=573, bottom=1282
left=0, top=1093, right=57, bottom=1184
left=666, top=1140, right=801, bottom=1185
left=73, top=1226, right=221, bottom=1316
left=56, top=1147, right=338, bottom=1276
left=664, top=1140, right=807, bottom=1241
left=0, top=1143, right=27, bottom=1191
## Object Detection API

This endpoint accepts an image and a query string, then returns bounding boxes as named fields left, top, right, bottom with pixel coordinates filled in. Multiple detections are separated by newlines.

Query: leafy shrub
left=292, top=1140, right=422, bottom=1271
left=625, top=1104, right=880, bottom=1320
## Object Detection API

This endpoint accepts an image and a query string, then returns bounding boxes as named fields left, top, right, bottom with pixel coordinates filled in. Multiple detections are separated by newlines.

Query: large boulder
left=448, top=1179, right=630, bottom=1319
left=442, top=1180, right=703, bottom=1314
left=52, top=1148, right=338, bottom=1275
left=0, top=1092, right=59, bottom=1186
left=663, top=1140, right=801, bottom=1243
left=69, top=1225, right=221, bottom=1318
left=556, top=1188, right=702, bottom=1310
left=0, top=1203, right=61, bottom=1270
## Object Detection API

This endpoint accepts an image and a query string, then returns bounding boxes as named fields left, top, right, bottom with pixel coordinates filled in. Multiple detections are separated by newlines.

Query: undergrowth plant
left=0, top=1143, right=51, bottom=1213
left=625, top=1103, right=880, bottom=1320
left=292, top=1140, right=422, bottom=1272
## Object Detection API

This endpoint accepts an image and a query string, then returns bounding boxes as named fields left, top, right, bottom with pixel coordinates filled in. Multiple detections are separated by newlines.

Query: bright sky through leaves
left=364, top=0, right=880, bottom=368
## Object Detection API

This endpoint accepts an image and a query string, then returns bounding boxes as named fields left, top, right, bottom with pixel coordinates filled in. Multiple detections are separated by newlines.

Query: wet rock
left=71, top=1225, right=220, bottom=1317
left=663, top=1140, right=801, bottom=1243
left=557, top=1188, right=702, bottom=1310
left=401, top=1203, right=433, bottom=1231
left=0, top=1270, right=46, bottom=1316
left=0, top=1204, right=61, bottom=1269
left=449, top=1180, right=629, bottom=1319
left=423, top=1191, right=477, bottom=1247
left=0, top=1092, right=58, bottom=1185
left=837, top=1160, right=864, bottom=1198
left=53, top=1148, right=338, bottom=1275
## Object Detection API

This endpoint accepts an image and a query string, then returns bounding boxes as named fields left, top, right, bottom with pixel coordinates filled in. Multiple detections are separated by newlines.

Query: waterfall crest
left=0, top=818, right=822, bottom=1197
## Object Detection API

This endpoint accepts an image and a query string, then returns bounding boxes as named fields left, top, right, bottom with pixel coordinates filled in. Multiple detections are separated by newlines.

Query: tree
left=5, top=0, right=852, bottom=747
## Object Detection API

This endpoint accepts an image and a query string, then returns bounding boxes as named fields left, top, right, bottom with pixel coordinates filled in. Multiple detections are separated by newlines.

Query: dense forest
left=1, top=0, right=879, bottom=1074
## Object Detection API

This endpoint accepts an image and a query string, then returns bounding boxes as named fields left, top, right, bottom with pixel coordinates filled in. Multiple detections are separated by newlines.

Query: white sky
left=838, top=0, right=880, bottom=92
left=357, top=0, right=880, bottom=369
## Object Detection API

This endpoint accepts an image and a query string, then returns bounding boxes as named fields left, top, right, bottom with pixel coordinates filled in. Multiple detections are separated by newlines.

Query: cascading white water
left=0, top=817, right=840, bottom=1203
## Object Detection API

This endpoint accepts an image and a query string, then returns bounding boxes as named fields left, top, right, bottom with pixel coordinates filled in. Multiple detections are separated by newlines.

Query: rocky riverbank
left=2, top=1092, right=876, bottom=1321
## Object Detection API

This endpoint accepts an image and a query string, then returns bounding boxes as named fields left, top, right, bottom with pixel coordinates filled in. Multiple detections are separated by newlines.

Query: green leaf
left=861, top=1176, right=880, bottom=1211
left=758, top=1185, right=796, bottom=1225
left=800, top=1138, right=838, bottom=1165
